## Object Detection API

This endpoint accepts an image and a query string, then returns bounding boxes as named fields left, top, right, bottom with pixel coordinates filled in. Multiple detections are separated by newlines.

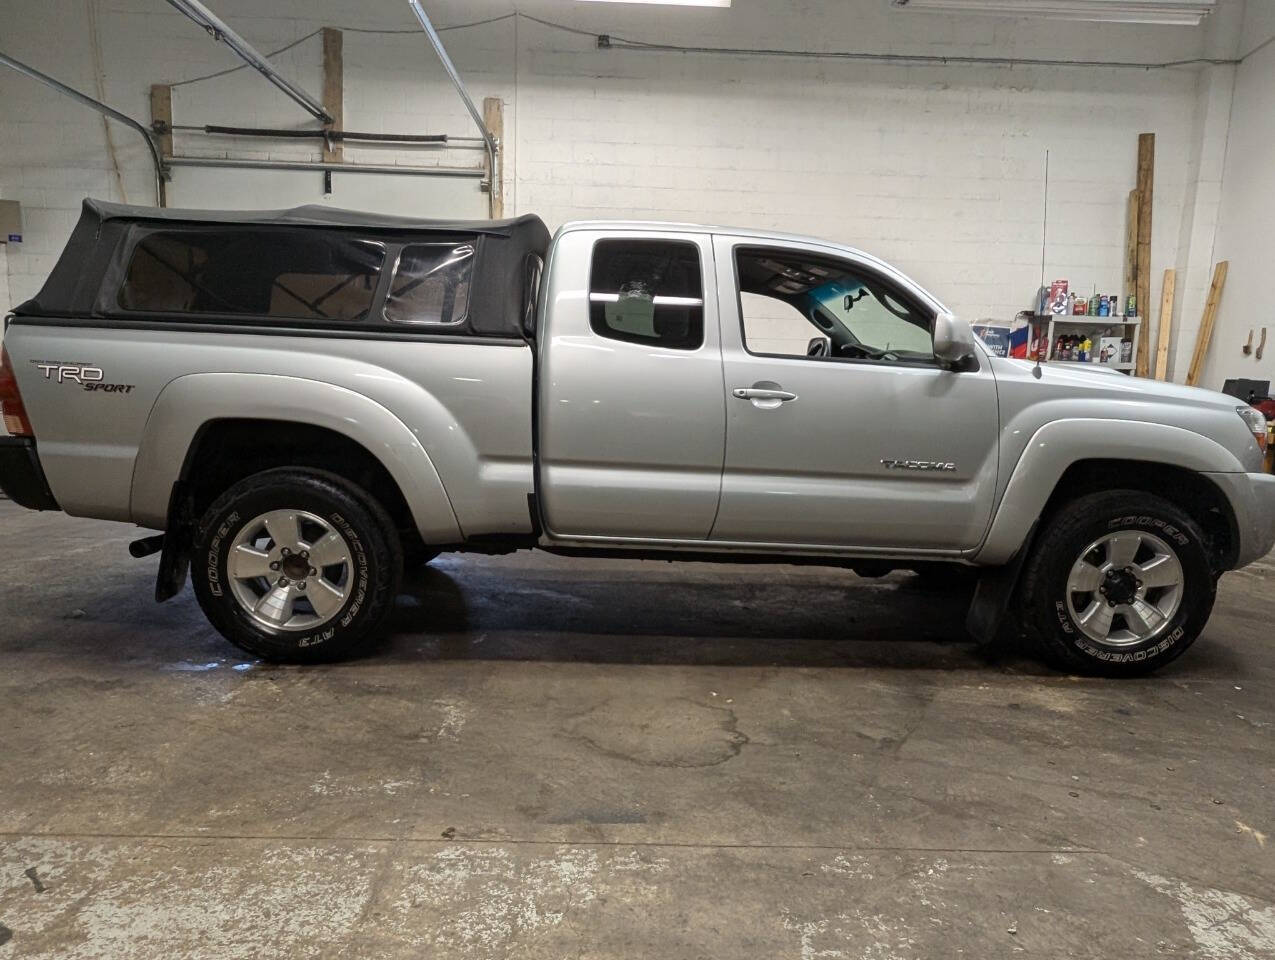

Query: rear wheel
left=1018, top=491, right=1215, bottom=677
left=191, top=468, right=401, bottom=662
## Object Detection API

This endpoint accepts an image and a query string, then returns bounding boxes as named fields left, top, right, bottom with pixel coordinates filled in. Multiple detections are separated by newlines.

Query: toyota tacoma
left=1, top=199, right=1272, bottom=675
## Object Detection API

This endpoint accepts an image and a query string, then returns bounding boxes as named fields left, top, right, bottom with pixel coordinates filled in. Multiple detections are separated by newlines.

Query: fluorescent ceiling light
left=578, top=0, right=730, bottom=6
left=891, top=0, right=1214, bottom=25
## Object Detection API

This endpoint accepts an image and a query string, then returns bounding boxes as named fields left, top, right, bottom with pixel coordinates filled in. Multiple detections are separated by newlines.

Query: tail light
left=0, top=346, right=34, bottom=437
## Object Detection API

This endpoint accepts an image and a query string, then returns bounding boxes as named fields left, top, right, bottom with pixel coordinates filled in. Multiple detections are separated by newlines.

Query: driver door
left=709, top=235, right=999, bottom=552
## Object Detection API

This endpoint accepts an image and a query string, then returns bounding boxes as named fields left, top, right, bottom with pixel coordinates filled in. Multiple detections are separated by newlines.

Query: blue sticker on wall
left=6, top=235, right=19, bottom=243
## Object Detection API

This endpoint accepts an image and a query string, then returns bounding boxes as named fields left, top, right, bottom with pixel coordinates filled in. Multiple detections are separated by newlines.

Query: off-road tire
left=191, top=468, right=401, bottom=662
left=1019, top=490, right=1215, bottom=677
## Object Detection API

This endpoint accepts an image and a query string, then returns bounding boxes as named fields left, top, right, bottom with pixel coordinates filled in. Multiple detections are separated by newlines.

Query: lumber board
left=1154, top=268, right=1175, bottom=380
left=1134, top=134, right=1154, bottom=377
left=1186, top=261, right=1228, bottom=387
left=1125, top=189, right=1139, bottom=309
left=322, top=28, right=343, bottom=164
left=483, top=96, right=504, bottom=219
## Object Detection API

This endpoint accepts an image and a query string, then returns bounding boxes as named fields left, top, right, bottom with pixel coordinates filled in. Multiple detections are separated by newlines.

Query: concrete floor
left=1, top=500, right=1273, bottom=959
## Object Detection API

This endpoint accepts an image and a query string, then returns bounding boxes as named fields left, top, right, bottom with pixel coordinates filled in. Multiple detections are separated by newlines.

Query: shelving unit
left=1051, top=359, right=1137, bottom=371
left=1030, top=314, right=1142, bottom=375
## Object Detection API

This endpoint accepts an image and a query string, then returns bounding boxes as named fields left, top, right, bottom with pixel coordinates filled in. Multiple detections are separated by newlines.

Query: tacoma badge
left=881, top=459, right=957, bottom=471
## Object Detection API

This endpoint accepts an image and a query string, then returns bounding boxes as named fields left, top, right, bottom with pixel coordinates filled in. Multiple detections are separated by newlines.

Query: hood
left=992, top=356, right=1243, bottom=414
left=987, top=354, right=1264, bottom=471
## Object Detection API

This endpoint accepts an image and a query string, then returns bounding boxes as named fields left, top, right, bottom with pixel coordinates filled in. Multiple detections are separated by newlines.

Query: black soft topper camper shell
left=14, top=199, right=551, bottom=340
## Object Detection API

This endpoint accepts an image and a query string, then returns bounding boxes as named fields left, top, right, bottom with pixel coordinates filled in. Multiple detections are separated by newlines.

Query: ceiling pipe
left=0, top=50, right=167, bottom=206
left=405, top=0, right=502, bottom=216
left=164, top=0, right=334, bottom=124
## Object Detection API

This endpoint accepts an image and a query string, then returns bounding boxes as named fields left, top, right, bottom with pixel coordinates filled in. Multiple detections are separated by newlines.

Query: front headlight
left=1237, top=405, right=1269, bottom=453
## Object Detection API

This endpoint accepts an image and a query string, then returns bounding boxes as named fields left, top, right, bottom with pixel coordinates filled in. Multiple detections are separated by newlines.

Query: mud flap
left=155, top=482, right=193, bottom=602
left=965, top=520, right=1038, bottom=644
left=155, top=532, right=190, bottom=602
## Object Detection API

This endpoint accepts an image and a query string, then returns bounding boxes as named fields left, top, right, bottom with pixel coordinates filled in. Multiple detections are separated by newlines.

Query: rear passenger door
left=537, top=230, right=725, bottom=540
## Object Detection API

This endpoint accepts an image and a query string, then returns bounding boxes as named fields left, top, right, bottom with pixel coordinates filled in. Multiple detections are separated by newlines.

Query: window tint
left=118, top=227, right=384, bottom=321
left=735, top=248, right=934, bottom=364
left=384, top=243, right=475, bottom=326
left=589, top=239, right=704, bottom=350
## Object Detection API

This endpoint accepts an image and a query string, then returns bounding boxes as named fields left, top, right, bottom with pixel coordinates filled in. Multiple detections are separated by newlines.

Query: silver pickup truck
left=2, top=200, right=1272, bottom=675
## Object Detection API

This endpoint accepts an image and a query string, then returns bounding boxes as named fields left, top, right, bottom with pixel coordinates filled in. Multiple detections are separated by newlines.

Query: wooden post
left=1134, top=133, right=1154, bottom=377
left=150, top=84, right=173, bottom=160
left=321, top=27, right=343, bottom=165
left=1186, top=261, right=1228, bottom=387
left=1124, top=189, right=1138, bottom=308
left=148, top=84, right=172, bottom=207
left=483, top=96, right=504, bottom=219
left=1154, top=268, right=1175, bottom=381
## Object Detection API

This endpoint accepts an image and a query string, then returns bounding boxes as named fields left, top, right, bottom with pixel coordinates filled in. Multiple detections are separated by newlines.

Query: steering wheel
left=837, top=342, right=899, bottom=362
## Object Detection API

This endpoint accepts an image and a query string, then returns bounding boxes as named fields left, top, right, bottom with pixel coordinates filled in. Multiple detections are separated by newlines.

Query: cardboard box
left=1098, top=336, right=1123, bottom=366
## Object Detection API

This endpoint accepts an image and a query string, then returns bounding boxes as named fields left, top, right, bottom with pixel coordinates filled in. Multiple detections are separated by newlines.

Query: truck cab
left=536, top=224, right=996, bottom=555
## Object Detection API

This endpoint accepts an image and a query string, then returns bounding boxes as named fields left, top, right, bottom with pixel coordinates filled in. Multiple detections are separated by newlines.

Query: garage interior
left=2, top=0, right=1275, bottom=957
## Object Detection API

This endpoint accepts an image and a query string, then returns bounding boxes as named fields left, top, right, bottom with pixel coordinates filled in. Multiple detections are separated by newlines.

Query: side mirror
left=932, top=311, right=976, bottom=365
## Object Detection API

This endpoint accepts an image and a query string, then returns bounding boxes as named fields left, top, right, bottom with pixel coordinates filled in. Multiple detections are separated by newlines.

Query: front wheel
left=191, top=468, right=401, bottom=662
left=1018, top=491, right=1216, bottom=677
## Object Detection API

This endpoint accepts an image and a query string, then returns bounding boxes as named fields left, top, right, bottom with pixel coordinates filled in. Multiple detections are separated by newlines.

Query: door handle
left=732, top=388, right=797, bottom=402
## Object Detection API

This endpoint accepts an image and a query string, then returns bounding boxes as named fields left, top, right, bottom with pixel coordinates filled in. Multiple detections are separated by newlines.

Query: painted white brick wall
left=0, top=0, right=1256, bottom=386
left=1203, top=2, right=1275, bottom=390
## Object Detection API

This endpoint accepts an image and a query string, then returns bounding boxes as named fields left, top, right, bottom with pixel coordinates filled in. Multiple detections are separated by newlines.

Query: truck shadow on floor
left=378, top=563, right=1028, bottom=672
left=0, top=557, right=1241, bottom=676
left=371, top=561, right=1243, bottom=676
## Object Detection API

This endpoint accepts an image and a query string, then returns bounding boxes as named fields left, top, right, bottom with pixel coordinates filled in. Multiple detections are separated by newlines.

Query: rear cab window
left=588, top=239, right=704, bottom=350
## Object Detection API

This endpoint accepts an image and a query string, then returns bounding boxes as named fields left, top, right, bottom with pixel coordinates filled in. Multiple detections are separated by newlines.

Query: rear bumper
left=1206, top=470, right=1275, bottom=569
left=0, top=436, right=60, bottom=511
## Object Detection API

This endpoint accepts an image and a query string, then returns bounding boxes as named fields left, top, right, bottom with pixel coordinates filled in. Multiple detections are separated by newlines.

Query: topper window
left=384, top=243, right=474, bottom=326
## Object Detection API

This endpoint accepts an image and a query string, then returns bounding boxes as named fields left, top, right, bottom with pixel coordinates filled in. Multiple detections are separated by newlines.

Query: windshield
left=805, top=278, right=933, bottom=357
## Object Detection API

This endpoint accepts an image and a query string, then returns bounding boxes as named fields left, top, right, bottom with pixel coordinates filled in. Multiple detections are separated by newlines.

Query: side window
left=735, top=247, right=935, bottom=364
left=739, top=292, right=825, bottom=357
left=118, top=227, right=384, bottom=322
left=589, top=239, right=704, bottom=350
left=384, top=243, right=475, bottom=326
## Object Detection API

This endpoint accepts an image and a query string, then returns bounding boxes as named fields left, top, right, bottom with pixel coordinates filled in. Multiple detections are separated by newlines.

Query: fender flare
left=129, top=372, right=463, bottom=543
left=974, top=417, right=1245, bottom=565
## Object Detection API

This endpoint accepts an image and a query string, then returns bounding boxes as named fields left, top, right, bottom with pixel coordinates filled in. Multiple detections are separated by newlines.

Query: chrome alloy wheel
left=227, top=509, right=353, bottom=633
left=1064, top=530, right=1185, bottom=647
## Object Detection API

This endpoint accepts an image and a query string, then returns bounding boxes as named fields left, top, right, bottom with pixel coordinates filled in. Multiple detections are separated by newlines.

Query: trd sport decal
left=32, top=361, right=135, bottom=394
